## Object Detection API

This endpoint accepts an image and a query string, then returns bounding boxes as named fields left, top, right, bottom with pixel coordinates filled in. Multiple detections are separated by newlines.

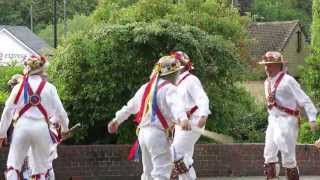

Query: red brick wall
left=0, top=144, right=320, bottom=179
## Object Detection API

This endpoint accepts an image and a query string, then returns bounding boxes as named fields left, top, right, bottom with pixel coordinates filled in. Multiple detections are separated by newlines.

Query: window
left=297, top=31, right=302, bottom=53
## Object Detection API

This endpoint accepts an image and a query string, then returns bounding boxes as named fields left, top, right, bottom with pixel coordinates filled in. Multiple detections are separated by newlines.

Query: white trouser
left=6, top=117, right=51, bottom=179
left=46, top=167, right=55, bottom=180
left=171, top=125, right=201, bottom=180
left=264, top=114, right=299, bottom=168
left=138, top=126, right=172, bottom=180
left=29, top=141, right=57, bottom=173
left=28, top=150, right=56, bottom=180
left=21, top=156, right=32, bottom=180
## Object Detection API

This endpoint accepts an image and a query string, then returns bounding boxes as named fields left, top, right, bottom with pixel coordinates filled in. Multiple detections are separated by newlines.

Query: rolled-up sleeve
left=51, top=86, right=69, bottom=132
left=289, top=78, right=318, bottom=122
left=114, top=84, right=146, bottom=124
left=0, top=86, right=19, bottom=138
left=187, top=76, right=211, bottom=116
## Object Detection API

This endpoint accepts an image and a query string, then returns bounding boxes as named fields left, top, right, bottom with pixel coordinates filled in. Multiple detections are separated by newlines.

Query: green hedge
left=299, top=0, right=320, bottom=144
left=311, top=0, right=320, bottom=48
left=93, top=0, right=251, bottom=62
left=0, top=66, right=23, bottom=103
left=298, top=116, right=320, bottom=144
left=302, top=48, right=320, bottom=107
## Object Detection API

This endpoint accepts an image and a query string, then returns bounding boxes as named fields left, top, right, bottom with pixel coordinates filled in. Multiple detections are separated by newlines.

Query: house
left=245, top=20, right=309, bottom=104
left=0, top=25, right=51, bottom=66
left=248, top=20, right=309, bottom=77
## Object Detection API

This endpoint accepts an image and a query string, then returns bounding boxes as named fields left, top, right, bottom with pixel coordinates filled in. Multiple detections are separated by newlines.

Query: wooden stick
left=191, top=125, right=234, bottom=144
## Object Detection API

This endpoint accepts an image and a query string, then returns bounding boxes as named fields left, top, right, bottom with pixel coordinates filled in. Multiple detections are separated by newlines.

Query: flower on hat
left=23, top=55, right=47, bottom=75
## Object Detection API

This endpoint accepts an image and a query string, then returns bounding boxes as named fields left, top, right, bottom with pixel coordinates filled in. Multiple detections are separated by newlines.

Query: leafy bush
left=48, top=20, right=266, bottom=144
left=311, top=0, right=320, bottom=48
left=301, top=0, right=320, bottom=108
left=207, top=84, right=267, bottom=143
left=252, top=0, right=312, bottom=34
left=0, top=66, right=23, bottom=103
left=93, top=0, right=250, bottom=60
left=301, top=48, right=320, bottom=107
left=298, top=117, right=320, bottom=144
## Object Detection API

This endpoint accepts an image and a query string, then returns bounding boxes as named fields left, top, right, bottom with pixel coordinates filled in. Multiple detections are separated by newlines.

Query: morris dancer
left=108, top=55, right=190, bottom=180
left=0, top=55, right=69, bottom=180
left=7, top=73, right=60, bottom=180
left=258, top=51, right=318, bottom=180
left=169, top=51, right=210, bottom=180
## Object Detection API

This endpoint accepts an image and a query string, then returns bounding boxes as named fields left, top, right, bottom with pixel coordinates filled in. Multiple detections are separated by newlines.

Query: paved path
left=199, top=176, right=320, bottom=180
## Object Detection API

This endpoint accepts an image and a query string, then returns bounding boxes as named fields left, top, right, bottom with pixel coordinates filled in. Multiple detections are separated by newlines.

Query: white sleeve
left=165, top=86, right=188, bottom=123
left=114, top=84, right=146, bottom=124
left=51, top=86, right=69, bottom=132
left=288, top=77, right=318, bottom=122
left=0, top=85, right=19, bottom=138
left=187, top=76, right=211, bottom=116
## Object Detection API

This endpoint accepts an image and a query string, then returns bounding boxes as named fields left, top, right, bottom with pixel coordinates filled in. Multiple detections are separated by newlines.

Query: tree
left=92, top=0, right=251, bottom=60
left=302, top=0, right=320, bottom=105
left=0, top=0, right=98, bottom=33
left=252, top=0, right=312, bottom=34
left=38, top=14, right=94, bottom=47
left=311, top=0, right=320, bottom=48
left=299, top=0, right=320, bottom=143
left=0, top=0, right=31, bottom=27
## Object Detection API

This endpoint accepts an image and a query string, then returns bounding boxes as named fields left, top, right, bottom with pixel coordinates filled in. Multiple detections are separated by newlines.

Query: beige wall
left=282, top=26, right=310, bottom=77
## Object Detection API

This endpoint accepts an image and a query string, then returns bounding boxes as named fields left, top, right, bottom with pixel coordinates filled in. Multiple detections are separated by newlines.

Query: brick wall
left=1, top=144, right=320, bottom=179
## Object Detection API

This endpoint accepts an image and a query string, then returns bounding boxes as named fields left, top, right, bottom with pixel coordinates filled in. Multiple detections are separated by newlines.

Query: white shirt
left=264, top=72, right=318, bottom=122
left=114, top=79, right=188, bottom=130
left=176, top=71, right=211, bottom=118
left=0, top=75, right=69, bottom=138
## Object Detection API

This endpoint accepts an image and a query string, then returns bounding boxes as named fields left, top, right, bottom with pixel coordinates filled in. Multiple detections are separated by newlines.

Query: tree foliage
left=252, top=0, right=312, bottom=33
left=48, top=20, right=266, bottom=144
left=93, top=0, right=250, bottom=59
left=0, top=0, right=98, bottom=33
left=299, top=0, right=320, bottom=141
left=302, top=0, right=320, bottom=106
left=0, top=66, right=23, bottom=103
left=38, top=14, right=94, bottom=47
left=302, top=49, right=320, bottom=106
left=299, top=117, right=320, bottom=143
left=0, top=0, right=31, bottom=27
left=311, top=0, right=320, bottom=48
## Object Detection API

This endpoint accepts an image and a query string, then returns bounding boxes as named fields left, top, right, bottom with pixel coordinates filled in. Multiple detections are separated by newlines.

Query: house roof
left=0, top=25, right=51, bottom=55
left=248, top=20, right=301, bottom=59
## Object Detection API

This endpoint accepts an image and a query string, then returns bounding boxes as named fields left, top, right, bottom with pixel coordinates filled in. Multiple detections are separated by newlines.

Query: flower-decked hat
left=170, top=51, right=194, bottom=70
left=135, top=55, right=182, bottom=125
left=157, top=55, right=183, bottom=76
left=258, top=51, right=287, bottom=65
left=23, top=55, right=47, bottom=75
left=20, top=55, right=47, bottom=105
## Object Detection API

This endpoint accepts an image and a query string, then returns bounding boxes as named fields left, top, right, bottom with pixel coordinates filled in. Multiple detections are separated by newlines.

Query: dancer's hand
left=197, top=116, right=207, bottom=128
left=108, top=120, right=119, bottom=134
left=61, top=131, right=72, bottom=140
left=180, top=119, right=191, bottom=131
left=309, top=121, right=318, bottom=132
left=314, top=139, right=320, bottom=149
